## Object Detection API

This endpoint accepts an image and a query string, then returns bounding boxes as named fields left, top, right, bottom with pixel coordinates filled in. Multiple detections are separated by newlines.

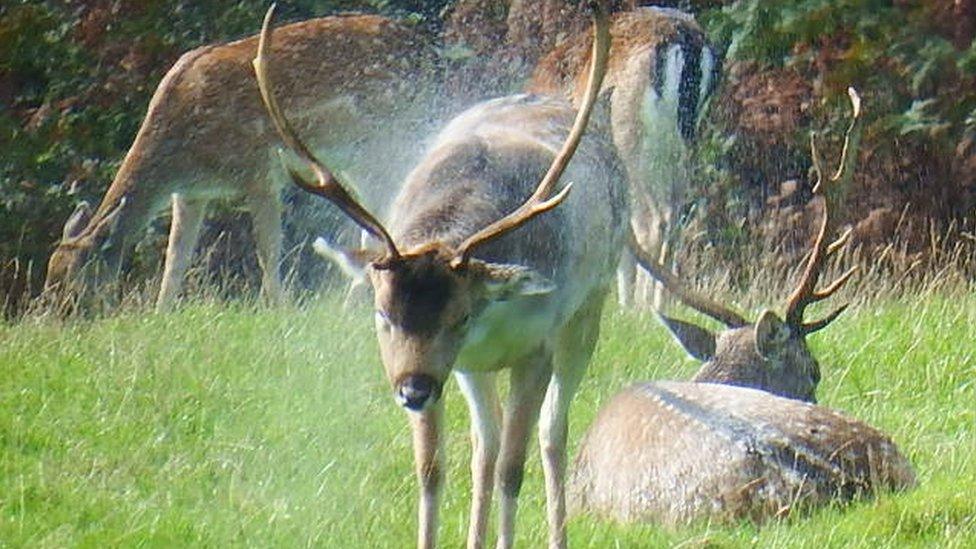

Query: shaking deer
left=527, top=7, right=721, bottom=309
left=44, top=12, right=439, bottom=311
left=254, top=4, right=624, bottom=548
left=570, top=89, right=916, bottom=524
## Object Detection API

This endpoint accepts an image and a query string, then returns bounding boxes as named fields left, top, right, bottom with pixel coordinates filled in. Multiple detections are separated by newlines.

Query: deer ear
left=474, top=261, right=555, bottom=300
left=312, top=236, right=380, bottom=282
left=62, top=201, right=92, bottom=240
left=657, top=313, right=716, bottom=361
left=755, top=309, right=791, bottom=358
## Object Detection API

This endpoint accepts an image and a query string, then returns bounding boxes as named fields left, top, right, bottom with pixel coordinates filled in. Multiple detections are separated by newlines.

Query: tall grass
left=1, top=286, right=974, bottom=547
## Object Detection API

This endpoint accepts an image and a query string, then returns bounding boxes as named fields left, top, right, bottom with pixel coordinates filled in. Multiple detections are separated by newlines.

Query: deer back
left=570, top=381, right=915, bottom=524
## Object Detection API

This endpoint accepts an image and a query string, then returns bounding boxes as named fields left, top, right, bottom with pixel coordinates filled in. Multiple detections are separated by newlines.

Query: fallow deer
left=527, top=7, right=721, bottom=309
left=570, top=381, right=916, bottom=524
left=44, top=12, right=440, bottom=311
left=254, top=4, right=624, bottom=548
left=570, top=88, right=916, bottom=524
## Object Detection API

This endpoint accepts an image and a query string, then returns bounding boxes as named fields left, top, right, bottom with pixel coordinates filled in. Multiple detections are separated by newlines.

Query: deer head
left=632, top=88, right=863, bottom=403
left=253, top=4, right=611, bottom=411
left=44, top=199, right=125, bottom=295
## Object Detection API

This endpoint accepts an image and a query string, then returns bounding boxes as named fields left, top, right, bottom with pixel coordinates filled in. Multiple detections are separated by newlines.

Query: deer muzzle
left=395, top=374, right=442, bottom=412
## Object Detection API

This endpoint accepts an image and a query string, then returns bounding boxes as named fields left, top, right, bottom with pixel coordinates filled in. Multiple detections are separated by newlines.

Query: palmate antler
left=252, top=2, right=611, bottom=270
left=784, top=87, right=863, bottom=335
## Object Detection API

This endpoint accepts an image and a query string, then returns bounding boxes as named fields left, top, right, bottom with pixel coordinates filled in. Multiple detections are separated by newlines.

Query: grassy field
left=1, top=291, right=974, bottom=547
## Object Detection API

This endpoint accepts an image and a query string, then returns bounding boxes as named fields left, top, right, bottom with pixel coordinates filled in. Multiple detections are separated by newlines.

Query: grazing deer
left=570, top=88, right=915, bottom=525
left=43, top=12, right=439, bottom=311
left=254, top=4, right=624, bottom=548
left=527, top=7, right=721, bottom=309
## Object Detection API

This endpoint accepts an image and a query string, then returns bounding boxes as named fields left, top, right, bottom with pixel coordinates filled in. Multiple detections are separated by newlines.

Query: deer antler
left=628, top=230, right=750, bottom=328
left=451, top=1, right=611, bottom=268
left=784, top=87, right=863, bottom=334
left=252, top=4, right=400, bottom=262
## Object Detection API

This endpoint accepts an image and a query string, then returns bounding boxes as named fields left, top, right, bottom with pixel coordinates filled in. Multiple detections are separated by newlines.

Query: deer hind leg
left=651, top=235, right=672, bottom=310
left=632, top=216, right=667, bottom=310
left=539, top=288, right=608, bottom=549
left=625, top=189, right=665, bottom=310
left=615, top=250, right=637, bottom=308
left=455, top=371, right=501, bottom=549
left=651, top=208, right=684, bottom=311
left=156, top=194, right=206, bottom=311
left=409, top=401, right=444, bottom=549
left=497, top=350, right=552, bottom=549
left=245, top=190, right=283, bottom=305
left=632, top=230, right=660, bottom=309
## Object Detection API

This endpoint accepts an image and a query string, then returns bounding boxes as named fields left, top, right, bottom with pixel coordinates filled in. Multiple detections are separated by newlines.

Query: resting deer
left=254, top=4, right=624, bottom=548
left=570, top=89, right=916, bottom=524
left=527, top=7, right=721, bottom=309
left=43, top=12, right=439, bottom=311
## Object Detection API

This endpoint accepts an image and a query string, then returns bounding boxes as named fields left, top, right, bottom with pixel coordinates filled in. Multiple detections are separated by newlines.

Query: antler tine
left=801, top=302, right=849, bottom=335
left=451, top=1, right=611, bottom=268
left=252, top=4, right=399, bottom=261
left=800, top=230, right=857, bottom=306
left=811, top=265, right=857, bottom=301
left=785, top=87, right=863, bottom=329
left=810, top=133, right=827, bottom=194
left=826, top=226, right=853, bottom=256
left=628, top=230, right=749, bottom=328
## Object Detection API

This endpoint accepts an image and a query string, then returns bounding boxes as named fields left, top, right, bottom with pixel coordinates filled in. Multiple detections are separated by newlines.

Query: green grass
left=1, top=293, right=974, bottom=547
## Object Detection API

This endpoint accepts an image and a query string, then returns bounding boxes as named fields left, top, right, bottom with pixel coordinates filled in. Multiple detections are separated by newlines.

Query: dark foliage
left=696, top=0, right=976, bottom=256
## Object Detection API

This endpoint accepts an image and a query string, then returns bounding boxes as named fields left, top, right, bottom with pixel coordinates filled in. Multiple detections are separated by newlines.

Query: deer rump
left=569, top=381, right=916, bottom=525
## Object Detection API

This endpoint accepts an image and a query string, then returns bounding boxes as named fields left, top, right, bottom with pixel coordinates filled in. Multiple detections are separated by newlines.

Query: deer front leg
left=409, top=401, right=444, bottom=549
left=537, top=372, right=582, bottom=549
left=456, top=371, right=501, bottom=549
left=157, top=194, right=206, bottom=311
left=245, top=189, right=283, bottom=305
left=540, top=289, right=607, bottom=548
left=497, top=351, right=552, bottom=549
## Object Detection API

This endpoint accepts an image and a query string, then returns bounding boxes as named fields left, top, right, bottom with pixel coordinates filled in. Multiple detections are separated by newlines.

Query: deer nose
left=396, top=374, right=441, bottom=411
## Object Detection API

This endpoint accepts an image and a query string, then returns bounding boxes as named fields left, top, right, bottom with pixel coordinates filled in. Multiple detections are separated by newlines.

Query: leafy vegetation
left=0, top=292, right=973, bottom=546
left=696, top=0, right=976, bottom=242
